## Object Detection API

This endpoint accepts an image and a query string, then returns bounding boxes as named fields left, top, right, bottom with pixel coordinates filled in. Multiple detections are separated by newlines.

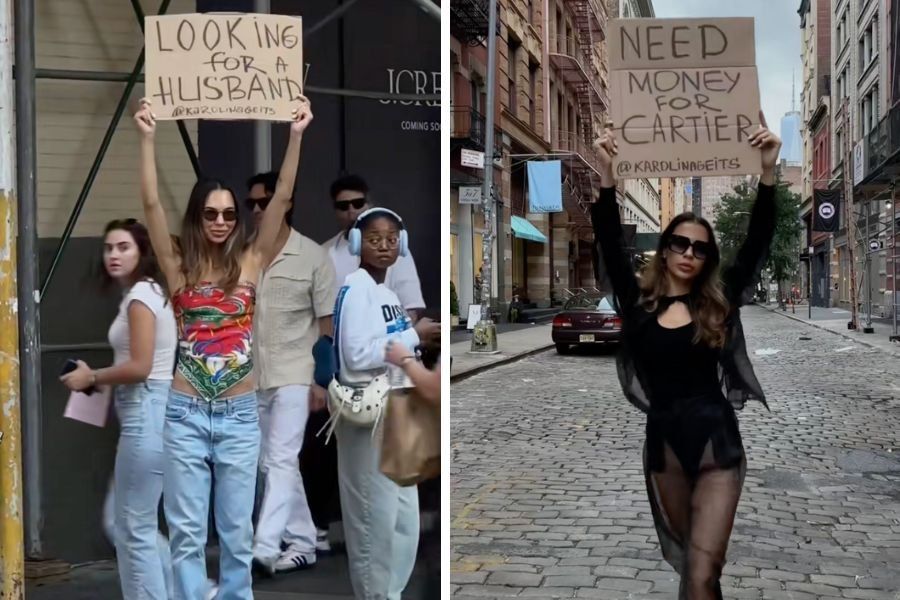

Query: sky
left=651, top=0, right=803, bottom=129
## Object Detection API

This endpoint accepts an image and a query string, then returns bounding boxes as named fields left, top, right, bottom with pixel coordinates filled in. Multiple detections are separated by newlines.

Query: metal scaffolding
left=13, top=0, right=440, bottom=559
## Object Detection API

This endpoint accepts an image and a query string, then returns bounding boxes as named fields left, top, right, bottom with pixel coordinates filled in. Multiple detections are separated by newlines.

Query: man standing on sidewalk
left=324, top=174, right=426, bottom=320
left=247, top=171, right=336, bottom=575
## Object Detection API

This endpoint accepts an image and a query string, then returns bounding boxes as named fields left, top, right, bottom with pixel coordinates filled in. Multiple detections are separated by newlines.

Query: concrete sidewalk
left=450, top=323, right=554, bottom=380
left=759, top=302, right=900, bottom=356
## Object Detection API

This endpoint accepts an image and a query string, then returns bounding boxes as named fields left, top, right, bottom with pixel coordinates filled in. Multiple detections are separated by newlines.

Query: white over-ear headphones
left=348, top=207, right=409, bottom=257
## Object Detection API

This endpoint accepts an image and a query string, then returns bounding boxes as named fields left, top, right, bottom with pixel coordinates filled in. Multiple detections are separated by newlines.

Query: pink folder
left=64, top=387, right=111, bottom=428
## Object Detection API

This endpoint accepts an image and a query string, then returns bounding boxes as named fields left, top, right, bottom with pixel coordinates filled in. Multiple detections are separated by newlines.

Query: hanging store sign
left=609, top=17, right=762, bottom=179
left=461, top=148, right=486, bottom=169
left=145, top=13, right=304, bottom=121
left=458, top=186, right=482, bottom=204
left=853, top=141, right=866, bottom=186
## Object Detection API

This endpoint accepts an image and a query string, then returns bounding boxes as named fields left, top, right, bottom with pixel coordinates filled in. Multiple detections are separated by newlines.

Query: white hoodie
left=335, top=268, right=420, bottom=388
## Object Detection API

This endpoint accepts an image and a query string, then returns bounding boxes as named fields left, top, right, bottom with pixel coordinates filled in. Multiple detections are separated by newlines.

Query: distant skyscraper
left=779, top=75, right=803, bottom=166
left=779, top=111, right=803, bottom=166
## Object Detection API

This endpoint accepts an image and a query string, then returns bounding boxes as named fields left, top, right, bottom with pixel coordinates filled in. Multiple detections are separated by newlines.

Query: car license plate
left=579, top=334, right=595, bottom=342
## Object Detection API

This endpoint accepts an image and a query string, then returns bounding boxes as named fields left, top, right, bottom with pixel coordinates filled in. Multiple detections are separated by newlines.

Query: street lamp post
left=471, top=0, right=500, bottom=354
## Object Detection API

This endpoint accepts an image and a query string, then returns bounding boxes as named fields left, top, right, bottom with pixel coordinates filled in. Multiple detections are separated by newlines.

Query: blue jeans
left=336, top=420, right=420, bottom=600
left=163, top=390, right=260, bottom=600
left=113, top=380, right=174, bottom=600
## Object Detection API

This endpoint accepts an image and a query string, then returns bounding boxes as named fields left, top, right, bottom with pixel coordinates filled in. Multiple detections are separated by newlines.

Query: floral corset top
left=172, top=281, right=256, bottom=399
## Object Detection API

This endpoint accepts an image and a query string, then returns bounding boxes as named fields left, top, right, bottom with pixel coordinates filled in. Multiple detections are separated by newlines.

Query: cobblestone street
left=450, top=306, right=900, bottom=599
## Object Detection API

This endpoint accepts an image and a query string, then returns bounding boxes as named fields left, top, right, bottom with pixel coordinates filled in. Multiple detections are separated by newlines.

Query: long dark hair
left=179, top=178, right=247, bottom=294
left=99, top=218, right=166, bottom=296
left=639, top=212, right=730, bottom=348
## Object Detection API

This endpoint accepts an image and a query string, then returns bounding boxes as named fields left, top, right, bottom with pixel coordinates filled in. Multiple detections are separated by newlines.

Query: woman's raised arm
left=134, top=100, right=182, bottom=291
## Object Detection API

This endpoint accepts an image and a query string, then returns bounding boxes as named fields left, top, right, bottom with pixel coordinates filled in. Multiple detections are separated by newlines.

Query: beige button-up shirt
left=254, top=229, right=336, bottom=390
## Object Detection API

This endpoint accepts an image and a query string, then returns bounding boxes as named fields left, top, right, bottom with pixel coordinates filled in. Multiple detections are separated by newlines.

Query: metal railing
left=451, top=106, right=487, bottom=148
left=865, top=105, right=900, bottom=179
left=554, top=129, right=602, bottom=173
left=547, top=34, right=603, bottom=91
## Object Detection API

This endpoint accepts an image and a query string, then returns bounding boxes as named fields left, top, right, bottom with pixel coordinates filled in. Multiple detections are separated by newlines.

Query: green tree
left=713, top=174, right=803, bottom=306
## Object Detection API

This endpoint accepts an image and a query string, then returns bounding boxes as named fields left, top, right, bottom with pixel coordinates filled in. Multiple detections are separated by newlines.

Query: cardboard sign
left=609, top=18, right=762, bottom=178
left=145, top=13, right=303, bottom=121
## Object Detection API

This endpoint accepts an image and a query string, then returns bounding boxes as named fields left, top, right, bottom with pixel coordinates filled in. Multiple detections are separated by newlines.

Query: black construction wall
left=36, top=0, right=438, bottom=562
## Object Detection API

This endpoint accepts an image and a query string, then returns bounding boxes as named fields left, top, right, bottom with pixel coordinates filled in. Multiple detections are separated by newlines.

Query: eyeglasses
left=202, top=208, right=238, bottom=222
left=334, top=198, right=367, bottom=211
left=244, top=195, right=272, bottom=211
left=364, top=235, right=400, bottom=249
left=667, top=234, right=711, bottom=261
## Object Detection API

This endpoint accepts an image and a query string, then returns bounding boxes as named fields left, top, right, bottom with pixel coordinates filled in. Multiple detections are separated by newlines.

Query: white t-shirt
left=108, top=280, right=178, bottom=381
left=326, top=231, right=426, bottom=311
left=335, top=269, right=420, bottom=388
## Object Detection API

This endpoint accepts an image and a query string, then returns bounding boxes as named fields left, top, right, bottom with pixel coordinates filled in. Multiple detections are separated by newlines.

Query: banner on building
left=813, top=188, right=841, bottom=232
left=526, top=160, right=563, bottom=213
left=145, top=13, right=304, bottom=121
left=609, top=18, right=763, bottom=179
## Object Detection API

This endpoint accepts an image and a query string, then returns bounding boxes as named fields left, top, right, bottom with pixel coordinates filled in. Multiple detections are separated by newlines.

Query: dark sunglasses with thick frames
left=666, top=234, right=711, bottom=261
left=202, top=208, right=238, bottom=223
left=245, top=195, right=272, bottom=211
left=334, top=197, right=367, bottom=212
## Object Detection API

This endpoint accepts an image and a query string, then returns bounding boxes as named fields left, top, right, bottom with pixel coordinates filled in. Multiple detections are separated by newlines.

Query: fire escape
left=450, top=0, right=491, bottom=46
left=549, top=0, right=608, bottom=234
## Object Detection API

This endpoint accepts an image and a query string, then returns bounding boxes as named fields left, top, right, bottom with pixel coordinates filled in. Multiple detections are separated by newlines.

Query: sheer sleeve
left=721, top=183, right=777, bottom=307
left=591, top=186, right=640, bottom=317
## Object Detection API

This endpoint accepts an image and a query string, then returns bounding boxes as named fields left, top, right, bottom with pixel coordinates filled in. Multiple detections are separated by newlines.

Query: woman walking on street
left=591, top=113, right=782, bottom=599
left=133, top=96, right=312, bottom=600
left=61, top=219, right=177, bottom=600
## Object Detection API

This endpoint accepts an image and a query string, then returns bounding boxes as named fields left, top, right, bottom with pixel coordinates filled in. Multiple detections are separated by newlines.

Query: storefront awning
left=510, top=215, right=548, bottom=243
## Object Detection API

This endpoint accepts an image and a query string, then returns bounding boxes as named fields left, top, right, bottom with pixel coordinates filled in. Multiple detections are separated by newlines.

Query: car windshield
left=564, top=295, right=615, bottom=310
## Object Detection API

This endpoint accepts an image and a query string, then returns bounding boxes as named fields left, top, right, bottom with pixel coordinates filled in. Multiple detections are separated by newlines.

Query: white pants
left=254, top=384, right=317, bottom=558
left=337, top=420, right=420, bottom=600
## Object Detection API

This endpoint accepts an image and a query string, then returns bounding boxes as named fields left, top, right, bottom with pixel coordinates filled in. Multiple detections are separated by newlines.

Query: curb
left=758, top=304, right=898, bottom=355
left=450, top=343, right=555, bottom=383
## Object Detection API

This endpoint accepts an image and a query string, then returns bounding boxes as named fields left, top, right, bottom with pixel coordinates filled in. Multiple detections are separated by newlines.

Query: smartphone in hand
left=61, top=359, right=98, bottom=395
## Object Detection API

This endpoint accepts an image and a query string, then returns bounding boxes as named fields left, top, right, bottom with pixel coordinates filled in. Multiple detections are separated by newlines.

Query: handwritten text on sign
left=145, top=13, right=303, bottom=121
left=609, top=18, right=762, bottom=178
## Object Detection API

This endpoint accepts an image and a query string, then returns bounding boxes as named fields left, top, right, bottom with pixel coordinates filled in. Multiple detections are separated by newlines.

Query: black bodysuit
left=636, top=305, right=744, bottom=477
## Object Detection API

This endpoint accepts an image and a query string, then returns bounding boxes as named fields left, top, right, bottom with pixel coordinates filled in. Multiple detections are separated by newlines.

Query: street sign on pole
left=461, top=148, right=485, bottom=169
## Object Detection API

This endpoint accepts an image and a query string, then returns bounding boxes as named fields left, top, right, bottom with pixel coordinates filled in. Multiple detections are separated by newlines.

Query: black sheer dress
left=590, top=183, right=776, bottom=599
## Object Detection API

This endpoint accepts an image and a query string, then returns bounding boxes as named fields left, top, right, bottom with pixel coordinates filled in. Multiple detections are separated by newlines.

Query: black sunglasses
left=202, top=208, right=238, bottom=223
left=245, top=196, right=272, bottom=211
left=334, top=198, right=367, bottom=211
left=667, top=234, right=711, bottom=260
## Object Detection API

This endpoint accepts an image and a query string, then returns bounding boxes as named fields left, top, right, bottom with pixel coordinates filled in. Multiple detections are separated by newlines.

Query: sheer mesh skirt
left=643, top=395, right=746, bottom=600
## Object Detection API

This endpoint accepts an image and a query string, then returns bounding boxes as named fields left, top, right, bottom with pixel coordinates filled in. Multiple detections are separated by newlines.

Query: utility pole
left=0, top=1, right=25, bottom=597
left=843, top=97, right=859, bottom=330
left=891, top=181, right=899, bottom=342
left=471, top=0, right=499, bottom=353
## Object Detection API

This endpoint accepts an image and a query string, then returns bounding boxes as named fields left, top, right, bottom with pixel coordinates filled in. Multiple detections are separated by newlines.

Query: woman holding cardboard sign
left=591, top=112, right=780, bottom=599
left=133, top=96, right=311, bottom=600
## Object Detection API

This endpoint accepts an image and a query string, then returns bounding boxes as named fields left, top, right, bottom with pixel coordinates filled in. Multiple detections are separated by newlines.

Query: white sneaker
left=274, top=548, right=317, bottom=573
left=315, top=529, right=332, bottom=554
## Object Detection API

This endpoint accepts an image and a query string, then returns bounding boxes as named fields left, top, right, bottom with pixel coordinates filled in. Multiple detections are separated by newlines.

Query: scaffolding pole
left=14, top=0, right=42, bottom=560
left=0, top=0, right=24, bottom=594
left=844, top=98, right=859, bottom=330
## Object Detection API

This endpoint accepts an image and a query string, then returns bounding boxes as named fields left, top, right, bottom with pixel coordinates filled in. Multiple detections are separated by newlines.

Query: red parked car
left=552, top=293, right=622, bottom=354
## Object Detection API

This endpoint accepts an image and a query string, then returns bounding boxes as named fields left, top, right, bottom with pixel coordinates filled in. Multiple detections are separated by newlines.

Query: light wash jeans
left=106, top=380, right=175, bottom=600
left=336, top=420, right=419, bottom=600
left=163, top=390, right=260, bottom=600
left=254, top=384, right=316, bottom=559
